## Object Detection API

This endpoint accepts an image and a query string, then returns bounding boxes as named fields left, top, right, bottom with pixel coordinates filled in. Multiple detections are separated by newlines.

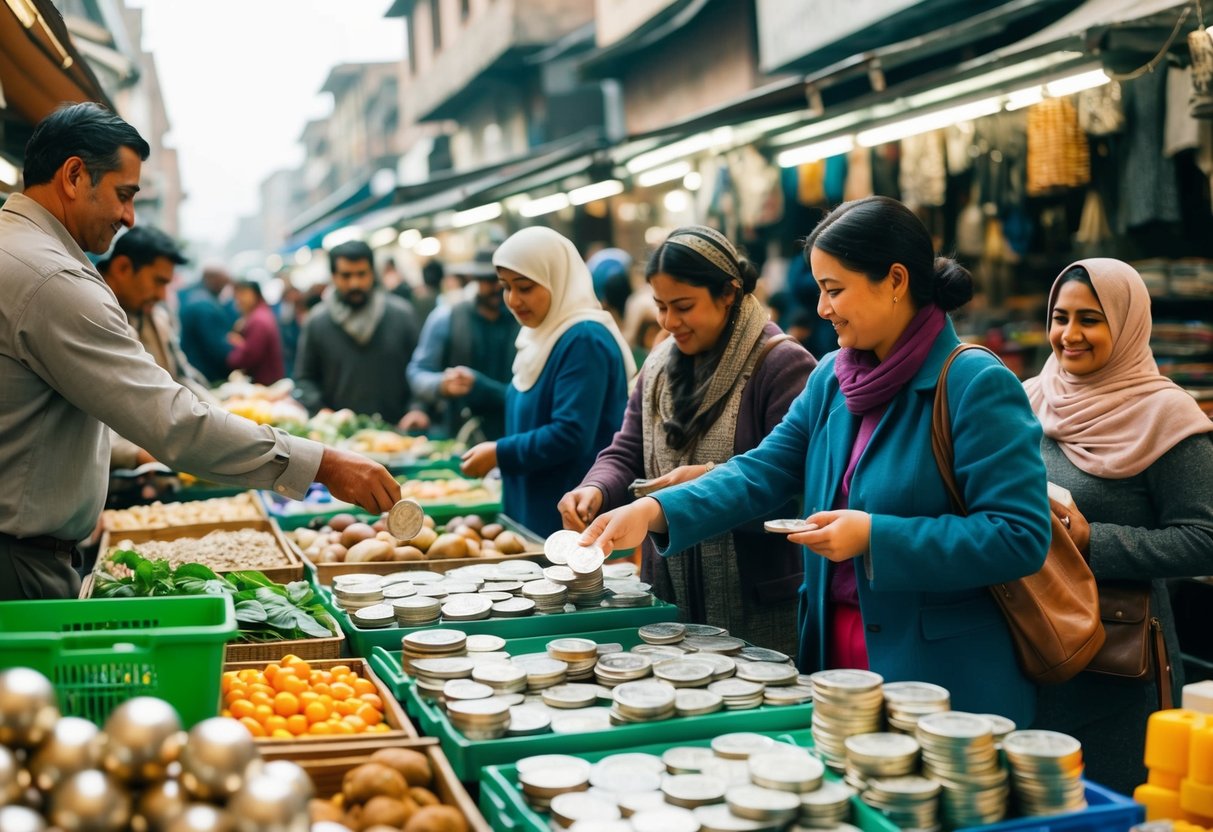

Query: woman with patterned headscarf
left=559, top=226, right=817, bottom=657
left=460, top=227, right=634, bottom=536
left=1023, top=259, right=1213, bottom=795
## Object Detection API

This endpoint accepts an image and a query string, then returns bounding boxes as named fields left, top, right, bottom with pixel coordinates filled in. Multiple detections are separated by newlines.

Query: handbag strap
left=930, top=344, right=1003, bottom=516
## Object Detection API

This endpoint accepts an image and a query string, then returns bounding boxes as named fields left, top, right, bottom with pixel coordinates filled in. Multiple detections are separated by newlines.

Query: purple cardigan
left=581, top=323, right=817, bottom=604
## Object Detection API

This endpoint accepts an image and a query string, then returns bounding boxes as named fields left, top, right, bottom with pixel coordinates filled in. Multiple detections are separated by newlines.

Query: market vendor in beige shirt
left=0, top=102, right=401, bottom=601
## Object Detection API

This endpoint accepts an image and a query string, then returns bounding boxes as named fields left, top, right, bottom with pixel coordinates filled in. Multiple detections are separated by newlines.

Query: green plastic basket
left=0, top=596, right=237, bottom=728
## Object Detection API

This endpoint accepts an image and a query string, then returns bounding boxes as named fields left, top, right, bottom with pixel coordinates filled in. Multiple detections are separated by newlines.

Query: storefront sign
left=757, top=0, right=930, bottom=73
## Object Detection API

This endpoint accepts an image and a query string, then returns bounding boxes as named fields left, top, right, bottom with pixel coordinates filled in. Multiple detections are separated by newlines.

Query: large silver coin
left=683, top=635, right=745, bottom=654
left=693, top=804, right=767, bottom=831
left=662, top=773, right=728, bottom=807
left=588, top=763, right=662, bottom=794
left=613, top=681, right=676, bottom=711
left=473, top=664, right=527, bottom=686
left=1001, top=730, right=1082, bottom=759
left=662, top=745, right=719, bottom=774
left=596, top=653, right=652, bottom=675
left=443, top=679, right=494, bottom=701
left=441, top=595, right=492, bottom=619
left=810, top=669, right=883, bottom=692
left=517, top=754, right=591, bottom=777
left=542, top=684, right=599, bottom=710
left=707, top=679, right=763, bottom=699
left=617, top=790, right=669, bottom=817
left=674, top=689, right=724, bottom=716
left=466, top=634, right=507, bottom=653
left=593, top=753, right=666, bottom=776
left=551, top=709, right=613, bottom=734
left=544, top=530, right=588, bottom=564
left=736, top=662, right=798, bottom=685
left=548, top=638, right=599, bottom=659
left=387, top=498, right=425, bottom=540
left=682, top=624, right=728, bottom=637
left=551, top=792, right=621, bottom=824
left=725, top=784, right=801, bottom=821
left=917, top=712, right=995, bottom=740
left=737, top=646, right=790, bottom=663
left=568, top=548, right=606, bottom=575
left=403, top=629, right=467, bottom=649
left=492, top=598, right=537, bottom=616
left=446, top=697, right=511, bottom=718
left=630, top=806, right=700, bottom=832
left=845, top=732, right=921, bottom=759
left=544, top=565, right=577, bottom=584
left=522, top=579, right=568, bottom=598
left=654, top=660, right=714, bottom=686
left=410, top=658, right=474, bottom=678
left=748, top=749, right=824, bottom=792
left=638, top=622, right=687, bottom=644
left=506, top=706, right=552, bottom=736
left=711, top=733, right=779, bottom=760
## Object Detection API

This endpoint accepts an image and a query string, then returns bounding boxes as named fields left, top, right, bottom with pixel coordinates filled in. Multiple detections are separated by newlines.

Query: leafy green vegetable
left=94, top=550, right=336, bottom=642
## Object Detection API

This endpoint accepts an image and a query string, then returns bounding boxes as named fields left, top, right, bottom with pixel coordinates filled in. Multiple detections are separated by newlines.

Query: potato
left=403, top=805, right=467, bottom=832
left=480, top=540, right=496, bottom=552
left=451, top=525, right=481, bottom=542
left=309, top=799, right=345, bottom=824
left=362, top=795, right=415, bottom=829
left=294, top=529, right=320, bottom=549
left=409, top=788, right=440, bottom=808
left=346, top=539, right=394, bottom=563
left=405, top=526, right=438, bottom=552
left=462, top=515, right=485, bottom=532
left=371, top=519, right=388, bottom=533
left=329, top=513, right=358, bottom=532
left=493, top=530, right=525, bottom=555
left=445, top=516, right=464, bottom=530
left=422, top=515, right=436, bottom=529
left=479, top=523, right=503, bottom=541
left=426, top=533, right=469, bottom=559
left=341, top=523, right=377, bottom=548
left=343, top=763, right=406, bottom=804
left=370, top=748, right=433, bottom=787
left=321, top=544, right=348, bottom=563
left=394, top=546, right=426, bottom=562
left=465, top=539, right=480, bottom=558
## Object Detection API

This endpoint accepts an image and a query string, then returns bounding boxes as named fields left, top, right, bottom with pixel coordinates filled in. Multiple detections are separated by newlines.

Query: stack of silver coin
left=491, top=597, right=537, bottom=618
left=662, top=774, right=728, bottom=809
left=673, top=688, right=724, bottom=717
left=883, top=681, right=951, bottom=734
left=799, top=780, right=857, bottom=827
left=542, top=683, right=601, bottom=710
left=351, top=602, right=395, bottom=629
left=1002, top=730, right=1087, bottom=816
left=725, top=784, right=801, bottom=825
left=711, top=733, right=779, bottom=760
left=594, top=652, right=654, bottom=688
left=843, top=732, right=921, bottom=791
left=446, top=696, right=511, bottom=740
left=472, top=661, right=528, bottom=695
left=512, top=653, right=569, bottom=692
left=392, top=595, right=442, bottom=627
left=639, top=622, right=687, bottom=645
left=517, top=754, right=592, bottom=811
left=610, top=680, right=677, bottom=724
left=748, top=747, right=826, bottom=793
left=684, top=635, right=746, bottom=655
left=736, top=661, right=798, bottom=688
left=809, top=669, right=885, bottom=770
left=440, top=593, right=493, bottom=622
left=441, top=678, right=494, bottom=705
left=550, top=792, right=622, bottom=828
left=521, top=579, right=569, bottom=613
left=861, top=775, right=942, bottom=830
left=331, top=580, right=384, bottom=612
left=706, top=678, right=765, bottom=710
left=410, top=656, right=474, bottom=699
left=981, top=713, right=1018, bottom=746
left=763, top=682, right=814, bottom=707
left=401, top=628, right=467, bottom=674
left=548, top=637, right=601, bottom=681
left=653, top=658, right=715, bottom=688
left=601, top=590, right=655, bottom=608
left=916, top=711, right=1009, bottom=827
left=542, top=531, right=608, bottom=607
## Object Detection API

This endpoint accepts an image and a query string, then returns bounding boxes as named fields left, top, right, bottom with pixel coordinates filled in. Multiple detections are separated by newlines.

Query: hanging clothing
left=899, top=130, right=948, bottom=209
left=1118, top=69, right=1182, bottom=231
left=1026, top=98, right=1091, bottom=196
left=844, top=146, right=875, bottom=201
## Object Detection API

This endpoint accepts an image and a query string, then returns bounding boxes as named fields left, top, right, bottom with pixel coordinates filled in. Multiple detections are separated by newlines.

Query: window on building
left=430, top=0, right=442, bottom=52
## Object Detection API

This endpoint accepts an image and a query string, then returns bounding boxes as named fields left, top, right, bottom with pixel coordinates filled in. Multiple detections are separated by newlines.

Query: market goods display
left=100, top=492, right=264, bottom=531
left=397, top=478, right=497, bottom=505
left=103, top=527, right=294, bottom=573
left=291, top=512, right=532, bottom=566
left=0, top=667, right=312, bottom=832
left=222, top=656, right=392, bottom=740
left=92, top=550, right=338, bottom=643
left=1136, top=709, right=1213, bottom=827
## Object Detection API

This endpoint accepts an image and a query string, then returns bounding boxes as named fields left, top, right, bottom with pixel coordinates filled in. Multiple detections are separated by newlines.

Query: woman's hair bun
left=932, top=257, right=974, bottom=312
left=736, top=256, right=759, bottom=295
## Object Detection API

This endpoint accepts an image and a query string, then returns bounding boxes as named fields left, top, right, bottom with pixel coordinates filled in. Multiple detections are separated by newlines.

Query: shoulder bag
left=930, top=344, right=1106, bottom=685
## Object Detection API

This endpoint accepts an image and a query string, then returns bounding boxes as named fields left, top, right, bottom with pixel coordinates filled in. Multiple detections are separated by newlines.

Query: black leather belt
left=0, top=532, right=78, bottom=555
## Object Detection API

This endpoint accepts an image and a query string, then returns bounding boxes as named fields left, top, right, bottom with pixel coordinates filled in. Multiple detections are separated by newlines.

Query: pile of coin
left=521, top=579, right=568, bottom=613
left=861, top=775, right=942, bottom=830
left=735, top=661, right=798, bottom=687
left=351, top=602, right=395, bottom=629
left=809, top=669, right=885, bottom=769
left=843, top=732, right=920, bottom=791
left=673, top=689, right=723, bottom=717
left=706, top=679, right=765, bottom=710
left=595, top=652, right=654, bottom=687
left=513, top=653, right=570, bottom=692
left=1002, top=730, right=1087, bottom=816
left=392, top=595, right=443, bottom=627
left=410, top=656, right=474, bottom=699
left=447, top=696, right=511, bottom=740
left=331, top=577, right=384, bottom=613
left=517, top=739, right=851, bottom=832
left=883, top=681, right=951, bottom=733
left=639, top=622, right=686, bottom=644
left=440, top=593, right=493, bottom=622
left=654, top=658, right=715, bottom=688
left=917, top=711, right=1009, bottom=827
left=401, top=628, right=467, bottom=673
left=543, top=530, right=609, bottom=607
left=611, top=680, right=676, bottom=724
left=472, top=662, right=527, bottom=695
left=548, top=638, right=601, bottom=680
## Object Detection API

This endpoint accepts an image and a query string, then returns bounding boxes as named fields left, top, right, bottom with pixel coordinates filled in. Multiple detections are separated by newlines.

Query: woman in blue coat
left=582, top=197, right=1050, bottom=727
left=461, top=227, right=633, bottom=536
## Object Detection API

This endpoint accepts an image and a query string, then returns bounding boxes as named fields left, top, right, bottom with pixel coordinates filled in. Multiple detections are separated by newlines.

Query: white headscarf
left=494, top=227, right=636, bottom=393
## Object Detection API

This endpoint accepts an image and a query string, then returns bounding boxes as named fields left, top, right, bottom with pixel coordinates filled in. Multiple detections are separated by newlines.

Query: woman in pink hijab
left=1024, top=258, right=1213, bottom=795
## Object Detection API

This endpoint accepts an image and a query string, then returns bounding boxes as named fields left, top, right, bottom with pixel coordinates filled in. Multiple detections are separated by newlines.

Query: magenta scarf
left=835, top=305, right=946, bottom=415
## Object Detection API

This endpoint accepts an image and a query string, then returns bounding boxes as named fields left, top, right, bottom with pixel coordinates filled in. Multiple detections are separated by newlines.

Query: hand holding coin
left=789, top=509, right=871, bottom=562
left=557, top=486, right=604, bottom=532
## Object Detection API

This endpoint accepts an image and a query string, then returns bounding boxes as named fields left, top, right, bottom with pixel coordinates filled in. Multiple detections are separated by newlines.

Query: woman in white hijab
left=461, top=227, right=634, bottom=535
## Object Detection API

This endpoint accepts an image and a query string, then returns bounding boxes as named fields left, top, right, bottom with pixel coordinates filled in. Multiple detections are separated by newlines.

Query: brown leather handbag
left=1086, top=582, right=1174, bottom=709
left=930, top=345, right=1106, bottom=685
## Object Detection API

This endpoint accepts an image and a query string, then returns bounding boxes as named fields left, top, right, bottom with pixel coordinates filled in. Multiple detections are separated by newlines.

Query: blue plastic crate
left=954, top=781, right=1143, bottom=832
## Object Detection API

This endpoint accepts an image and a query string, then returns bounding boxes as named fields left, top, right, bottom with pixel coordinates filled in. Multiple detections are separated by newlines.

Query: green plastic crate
left=321, top=586, right=678, bottom=659
left=0, top=596, right=237, bottom=728
left=407, top=670, right=814, bottom=780
left=479, top=730, right=898, bottom=832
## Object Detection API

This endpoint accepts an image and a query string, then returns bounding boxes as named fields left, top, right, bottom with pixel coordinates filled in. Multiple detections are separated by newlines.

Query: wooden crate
left=99, top=490, right=270, bottom=532
left=290, top=742, right=489, bottom=832
left=221, top=614, right=344, bottom=663
left=98, top=518, right=304, bottom=584
left=222, top=657, right=418, bottom=754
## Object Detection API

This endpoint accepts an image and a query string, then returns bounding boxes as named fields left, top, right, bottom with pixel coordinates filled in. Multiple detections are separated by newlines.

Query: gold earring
left=893, top=296, right=900, bottom=304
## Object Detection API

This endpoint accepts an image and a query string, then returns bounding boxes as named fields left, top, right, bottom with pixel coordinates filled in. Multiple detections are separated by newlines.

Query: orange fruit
left=330, top=682, right=355, bottom=701
left=224, top=687, right=248, bottom=707
left=359, top=693, right=384, bottom=710
left=238, top=717, right=266, bottom=738
left=355, top=704, right=382, bottom=727
left=270, top=728, right=293, bottom=740
left=265, top=715, right=288, bottom=733
left=307, top=721, right=333, bottom=735
left=253, top=704, right=274, bottom=723
left=318, top=694, right=335, bottom=710
left=299, top=691, right=321, bottom=706
left=285, top=715, right=308, bottom=735
left=352, top=678, right=375, bottom=697
left=220, top=672, right=237, bottom=694
left=249, top=683, right=275, bottom=698
left=369, top=723, right=390, bottom=733
left=264, top=663, right=281, bottom=681
left=273, top=692, right=300, bottom=718
left=330, top=664, right=351, bottom=676
left=312, top=682, right=331, bottom=697
left=270, top=667, right=296, bottom=692
left=304, top=701, right=329, bottom=724
left=342, top=714, right=367, bottom=733
left=333, top=699, right=357, bottom=717
left=229, top=699, right=256, bottom=721
left=283, top=675, right=308, bottom=696
left=331, top=720, right=355, bottom=735
left=285, top=658, right=312, bottom=677
left=249, top=691, right=274, bottom=708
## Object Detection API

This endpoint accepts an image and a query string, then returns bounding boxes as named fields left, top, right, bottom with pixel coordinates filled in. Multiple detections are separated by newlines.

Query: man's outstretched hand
left=315, top=447, right=400, bottom=514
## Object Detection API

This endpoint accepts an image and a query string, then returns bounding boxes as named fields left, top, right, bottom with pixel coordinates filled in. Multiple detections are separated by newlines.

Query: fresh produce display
left=0, top=667, right=312, bottom=832
left=217, top=375, right=310, bottom=426
left=103, top=528, right=292, bottom=573
left=222, top=656, right=390, bottom=740
left=93, top=550, right=338, bottom=642
left=397, top=477, right=496, bottom=504
left=343, top=429, right=436, bottom=457
left=291, top=512, right=531, bottom=565
left=308, top=747, right=469, bottom=832
left=100, top=492, right=263, bottom=531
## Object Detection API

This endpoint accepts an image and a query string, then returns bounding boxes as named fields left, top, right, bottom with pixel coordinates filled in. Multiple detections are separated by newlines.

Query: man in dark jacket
left=295, top=240, right=427, bottom=427
left=179, top=265, right=236, bottom=382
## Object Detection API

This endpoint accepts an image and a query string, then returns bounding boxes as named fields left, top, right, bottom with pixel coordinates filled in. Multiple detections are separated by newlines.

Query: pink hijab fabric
left=1024, top=258, right=1212, bottom=479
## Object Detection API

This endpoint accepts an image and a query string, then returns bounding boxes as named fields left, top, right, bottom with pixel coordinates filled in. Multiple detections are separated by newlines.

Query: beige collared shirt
left=0, top=193, right=324, bottom=541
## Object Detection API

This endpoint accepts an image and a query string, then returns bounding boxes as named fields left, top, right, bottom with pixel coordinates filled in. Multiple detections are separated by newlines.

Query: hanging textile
left=1027, top=98, right=1091, bottom=196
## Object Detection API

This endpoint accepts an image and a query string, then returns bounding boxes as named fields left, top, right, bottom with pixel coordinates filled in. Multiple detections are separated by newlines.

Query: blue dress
left=653, top=321, right=1050, bottom=727
left=496, top=321, right=628, bottom=537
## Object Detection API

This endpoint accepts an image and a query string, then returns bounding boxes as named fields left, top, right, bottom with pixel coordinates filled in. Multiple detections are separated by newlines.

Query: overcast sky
left=129, top=0, right=404, bottom=251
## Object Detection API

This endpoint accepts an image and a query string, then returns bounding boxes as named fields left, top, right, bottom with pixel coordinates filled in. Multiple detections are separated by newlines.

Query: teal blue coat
left=655, top=322, right=1049, bottom=727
